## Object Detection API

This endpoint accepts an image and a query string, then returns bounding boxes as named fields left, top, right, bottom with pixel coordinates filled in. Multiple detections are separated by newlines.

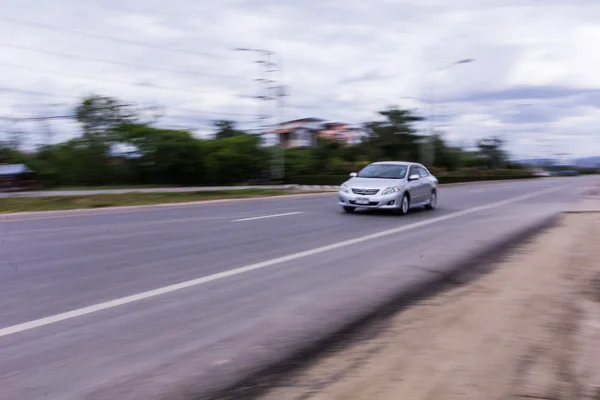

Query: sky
left=1, top=0, right=599, bottom=159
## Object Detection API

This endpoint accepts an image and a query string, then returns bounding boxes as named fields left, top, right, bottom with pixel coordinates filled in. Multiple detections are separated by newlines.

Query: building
left=271, top=118, right=325, bottom=148
left=271, top=118, right=366, bottom=148
left=553, top=153, right=574, bottom=168
left=320, top=122, right=366, bottom=145
left=0, top=164, right=36, bottom=190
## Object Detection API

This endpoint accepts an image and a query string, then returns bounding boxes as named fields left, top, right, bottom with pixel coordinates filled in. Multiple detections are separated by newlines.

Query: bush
left=437, top=174, right=537, bottom=184
left=288, top=172, right=537, bottom=186
left=328, top=157, right=350, bottom=175
left=577, top=168, right=600, bottom=175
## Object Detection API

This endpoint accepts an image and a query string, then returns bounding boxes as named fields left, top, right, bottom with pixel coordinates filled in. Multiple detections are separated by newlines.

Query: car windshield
left=357, top=164, right=408, bottom=179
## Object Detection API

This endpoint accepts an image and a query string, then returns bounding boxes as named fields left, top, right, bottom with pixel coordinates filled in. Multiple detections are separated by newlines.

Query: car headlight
left=381, top=186, right=401, bottom=196
left=340, top=184, right=349, bottom=193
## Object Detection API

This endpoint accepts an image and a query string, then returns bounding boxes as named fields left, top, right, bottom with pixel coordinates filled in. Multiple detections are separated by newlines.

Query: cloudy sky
left=1, top=0, right=599, bottom=158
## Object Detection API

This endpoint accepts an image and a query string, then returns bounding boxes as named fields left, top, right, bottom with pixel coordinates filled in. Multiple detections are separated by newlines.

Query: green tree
left=363, top=107, right=424, bottom=161
left=0, top=144, right=24, bottom=164
left=29, top=139, right=114, bottom=186
left=477, top=136, right=508, bottom=168
left=309, top=137, right=343, bottom=172
left=213, top=120, right=247, bottom=140
left=113, top=123, right=206, bottom=185
left=430, top=132, right=462, bottom=171
left=204, top=134, right=269, bottom=184
left=75, top=95, right=138, bottom=140
left=283, top=148, right=316, bottom=178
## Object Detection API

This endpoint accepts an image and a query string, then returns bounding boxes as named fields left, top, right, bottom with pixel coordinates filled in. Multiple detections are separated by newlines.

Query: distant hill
left=575, top=156, right=600, bottom=168
left=515, top=157, right=600, bottom=168
left=515, top=158, right=554, bottom=167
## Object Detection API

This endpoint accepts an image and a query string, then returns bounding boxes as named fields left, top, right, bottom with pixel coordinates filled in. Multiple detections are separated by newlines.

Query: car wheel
left=396, top=193, right=410, bottom=215
left=343, top=206, right=356, bottom=213
left=425, top=190, right=437, bottom=210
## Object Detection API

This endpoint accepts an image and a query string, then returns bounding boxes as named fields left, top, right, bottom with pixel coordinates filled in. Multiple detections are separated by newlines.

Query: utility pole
left=275, top=65, right=287, bottom=182
left=236, top=49, right=276, bottom=139
left=254, top=58, right=271, bottom=138
left=234, top=47, right=286, bottom=182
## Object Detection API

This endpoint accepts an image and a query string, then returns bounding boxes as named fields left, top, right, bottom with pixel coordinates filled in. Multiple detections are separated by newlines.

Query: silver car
left=338, top=162, right=438, bottom=215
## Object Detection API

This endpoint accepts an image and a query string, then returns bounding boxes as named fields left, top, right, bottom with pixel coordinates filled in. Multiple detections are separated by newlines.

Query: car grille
left=351, top=188, right=379, bottom=195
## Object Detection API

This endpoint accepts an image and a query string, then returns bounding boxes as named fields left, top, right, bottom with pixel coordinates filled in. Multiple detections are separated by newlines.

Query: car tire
left=395, top=193, right=410, bottom=216
left=343, top=206, right=356, bottom=213
left=425, top=190, right=437, bottom=210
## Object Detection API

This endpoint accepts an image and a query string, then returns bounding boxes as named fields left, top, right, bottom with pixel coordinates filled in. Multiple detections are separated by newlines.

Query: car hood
left=344, top=177, right=403, bottom=189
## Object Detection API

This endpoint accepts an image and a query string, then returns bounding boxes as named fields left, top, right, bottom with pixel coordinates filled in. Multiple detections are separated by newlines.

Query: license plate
left=356, top=197, right=370, bottom=205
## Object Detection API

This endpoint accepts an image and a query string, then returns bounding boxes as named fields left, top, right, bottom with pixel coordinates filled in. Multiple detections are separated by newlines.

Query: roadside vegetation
left=0, top=189, right=297, bottom=213
left=0, top=94, right=542, bottom=191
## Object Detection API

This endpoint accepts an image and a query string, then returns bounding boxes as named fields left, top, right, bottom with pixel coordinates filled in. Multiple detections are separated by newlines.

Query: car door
left=407, top=165, right=426, bottom=203
left=417, top=166, right=435, bottom=196
left=415, top=166, right=432, bottom=202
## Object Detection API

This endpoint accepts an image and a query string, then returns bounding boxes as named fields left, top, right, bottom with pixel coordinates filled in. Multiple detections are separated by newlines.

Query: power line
left=0, top=86, right=258, bottom=117
left=0, top=89, right=260, bottom=116
left=0, top=61, right=246, bottom=95
left=0, top=16, right=228, bottom=60
left=0, top=107, right=256, bottom=122
left=0, top=87, right=76, bottom=99
left=165, top=108, right=257, bottom=117
left=0, top=115, right=72, bottom=121
left=0, top=114, right=256, bottom=125
left=0, top=42, right=246, bottom=81
left=2, top=102, right=71, bottom=108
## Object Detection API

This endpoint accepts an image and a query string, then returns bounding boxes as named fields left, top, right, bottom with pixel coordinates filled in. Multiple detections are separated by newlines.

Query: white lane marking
left=0, top=185, right=562, bottom=338
left=232, top=212, right=304, bottom=222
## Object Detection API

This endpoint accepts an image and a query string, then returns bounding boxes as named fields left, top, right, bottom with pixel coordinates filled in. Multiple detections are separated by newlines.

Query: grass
left=33, top=184, right=178, bottom=191
left=0, top=189, right=301, bottom=213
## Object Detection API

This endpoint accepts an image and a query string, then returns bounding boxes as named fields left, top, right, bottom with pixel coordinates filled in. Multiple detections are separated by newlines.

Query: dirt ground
left=259, top=211, right=600, bottom=399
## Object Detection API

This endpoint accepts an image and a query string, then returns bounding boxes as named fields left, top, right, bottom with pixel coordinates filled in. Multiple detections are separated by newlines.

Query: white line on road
left=232, top=212, right=304, bottom=222
left=465, top=189, right=486, bottom=193
left=0, top=185, right=562, bottom=339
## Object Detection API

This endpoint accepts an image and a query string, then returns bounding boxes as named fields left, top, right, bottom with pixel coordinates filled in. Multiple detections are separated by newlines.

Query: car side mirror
left=408, top=174, right=420, bottom=181
left=349, top=172, right=357, bottom=177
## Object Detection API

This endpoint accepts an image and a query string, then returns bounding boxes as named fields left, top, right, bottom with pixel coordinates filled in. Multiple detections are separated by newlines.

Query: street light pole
left=424, top=58, right=474, bottom=168
left=234, top=47, right=286, bottom=183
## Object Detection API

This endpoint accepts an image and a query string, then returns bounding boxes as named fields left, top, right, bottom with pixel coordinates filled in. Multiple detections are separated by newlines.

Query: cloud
left=0, top=0, right=599, bottom=157
left=107, top=14, right=186, bottom=39
left=452, top=86, right=600, bottom=103
left=338, top=70, right=397, bottom=84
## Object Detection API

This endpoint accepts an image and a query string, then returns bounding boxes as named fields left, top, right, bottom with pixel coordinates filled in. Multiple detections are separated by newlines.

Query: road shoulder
left=257, top=206, right=600, bottom=399
left=0, top=190, right=332, bottom=217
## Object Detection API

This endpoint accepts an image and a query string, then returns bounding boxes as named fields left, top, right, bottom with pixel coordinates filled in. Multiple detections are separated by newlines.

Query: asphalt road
left=0, top=177, right=595, bottom=399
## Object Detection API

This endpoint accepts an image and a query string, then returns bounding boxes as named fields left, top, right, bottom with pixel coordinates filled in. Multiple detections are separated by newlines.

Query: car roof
left=371, top=161, right=414, bottom=166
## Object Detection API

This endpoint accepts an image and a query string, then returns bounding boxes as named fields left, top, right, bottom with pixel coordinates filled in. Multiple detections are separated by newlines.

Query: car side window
left=418, top=167, right=430, bottom=177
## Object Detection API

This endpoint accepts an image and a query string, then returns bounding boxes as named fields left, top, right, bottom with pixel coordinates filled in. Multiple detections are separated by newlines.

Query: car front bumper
left=338, top=190, right=404, bottom=209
